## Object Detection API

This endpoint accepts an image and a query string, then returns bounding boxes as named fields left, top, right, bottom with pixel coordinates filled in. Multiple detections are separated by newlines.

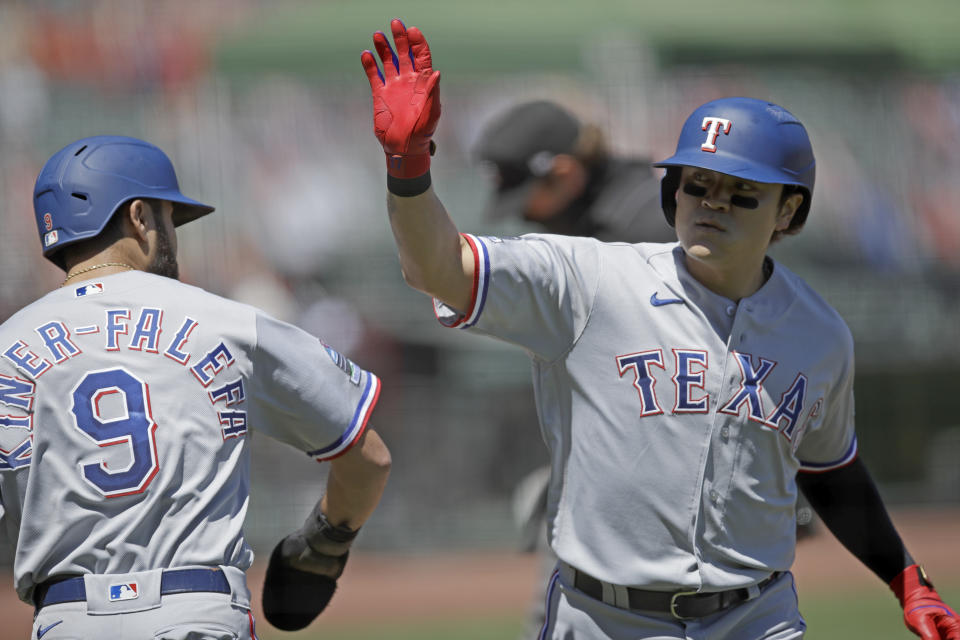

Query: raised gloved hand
left=261, top=503, right=359, bottom=631
left=890, top=564, right=960, bottom=640
left=361, top=18, right=441, bottom=179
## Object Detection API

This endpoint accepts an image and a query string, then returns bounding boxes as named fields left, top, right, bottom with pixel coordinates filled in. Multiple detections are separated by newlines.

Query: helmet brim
left=653, top=150, right=811, bottom=189
left=165, top=193, right=215, bottom=227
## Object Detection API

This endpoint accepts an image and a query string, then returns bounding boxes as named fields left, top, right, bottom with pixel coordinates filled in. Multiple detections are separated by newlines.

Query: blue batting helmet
left=653, top=97, right=815, bottom=230
left=34, top=135, right=215, bottom=268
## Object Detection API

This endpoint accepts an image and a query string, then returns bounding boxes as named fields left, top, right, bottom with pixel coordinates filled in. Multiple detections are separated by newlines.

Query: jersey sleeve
left=434, top=233, right=602, bottom=362
left=247, top=312, right=381, bottom=461
left=795, top=329, right=858, bottom=473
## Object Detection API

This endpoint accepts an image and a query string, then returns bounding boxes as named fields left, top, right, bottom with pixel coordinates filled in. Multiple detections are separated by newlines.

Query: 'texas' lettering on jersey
left=0, top=307, right=249, bottom=455
left=617, top=348, right=818, bottom=442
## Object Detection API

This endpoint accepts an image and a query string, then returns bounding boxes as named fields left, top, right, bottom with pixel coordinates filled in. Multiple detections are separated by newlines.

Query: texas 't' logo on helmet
left=700, top=117, right=732, bottom=153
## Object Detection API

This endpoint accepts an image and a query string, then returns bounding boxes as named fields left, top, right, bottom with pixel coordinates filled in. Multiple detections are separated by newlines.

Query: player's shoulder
left=79, top=271, right=259, bottom=314
left=517, top=234, right=677, bottom=269
left=596, top=239, right=680, bottom=268
left=490, top=232, right=671, bottom=253
left=134, top=273, right=272, bottom=328
left=472, top=234, right=675, bottom=279
left=774, top=261, right=853, bottom=346
left=474, top=232, right=607, bottom=260
left=0, top=271, right=261, bottom=334
left=130, top=272, right=249, bottom=308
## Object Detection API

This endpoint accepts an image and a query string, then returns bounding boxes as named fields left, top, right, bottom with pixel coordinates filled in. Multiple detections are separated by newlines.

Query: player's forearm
left=386, top=186, right=474, bottom=311
left=320, top=429, right=391, bottom=530
left=797, top=457, right=911, bottom=582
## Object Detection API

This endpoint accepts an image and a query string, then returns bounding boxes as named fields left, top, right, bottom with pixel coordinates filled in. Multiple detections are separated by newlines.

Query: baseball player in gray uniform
left=0, top=136, right=391, bottom=639
left=360, top=20, right=960, bottom=640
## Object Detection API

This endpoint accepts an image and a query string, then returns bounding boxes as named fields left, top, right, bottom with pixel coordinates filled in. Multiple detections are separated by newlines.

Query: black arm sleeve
left=797, top=457, right=912, bottom=584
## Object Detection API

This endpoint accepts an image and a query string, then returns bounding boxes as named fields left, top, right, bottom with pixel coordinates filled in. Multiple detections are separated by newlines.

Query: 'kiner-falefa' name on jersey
left=0, top=307, right=249, bottom=449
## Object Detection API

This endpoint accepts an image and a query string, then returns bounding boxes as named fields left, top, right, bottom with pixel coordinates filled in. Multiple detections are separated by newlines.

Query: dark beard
left=147, top=223, right=179, bottom=280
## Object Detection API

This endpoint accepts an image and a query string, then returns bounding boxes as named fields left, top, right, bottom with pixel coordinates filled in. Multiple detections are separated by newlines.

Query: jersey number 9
left=70, top=368, right=160, bottom=498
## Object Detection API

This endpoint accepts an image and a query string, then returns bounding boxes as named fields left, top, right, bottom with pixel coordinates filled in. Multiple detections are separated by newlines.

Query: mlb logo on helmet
left=108, top=582, right=139, bottom=602
left=43, top=230, right=59, bottom=247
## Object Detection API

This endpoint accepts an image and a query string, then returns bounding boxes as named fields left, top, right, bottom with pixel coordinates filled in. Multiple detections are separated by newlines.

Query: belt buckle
left=669, top=590, right=699, bottom=620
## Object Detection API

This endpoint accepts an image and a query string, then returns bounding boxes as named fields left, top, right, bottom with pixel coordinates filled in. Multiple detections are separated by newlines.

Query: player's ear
left=775, top=191, right=803, bottom=232
left=123, top=199, right=152, bottom=244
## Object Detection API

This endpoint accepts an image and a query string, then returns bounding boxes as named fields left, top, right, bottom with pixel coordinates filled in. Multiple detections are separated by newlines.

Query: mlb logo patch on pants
left=109, top=583, right=139, bottom=602
left=86, top=571, right=161, bottom=613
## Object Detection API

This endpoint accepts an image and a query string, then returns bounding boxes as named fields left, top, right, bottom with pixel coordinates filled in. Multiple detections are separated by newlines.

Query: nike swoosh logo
left=37, top=620, right=63, bottom=639
left=650, top=292, right=684, bottom=307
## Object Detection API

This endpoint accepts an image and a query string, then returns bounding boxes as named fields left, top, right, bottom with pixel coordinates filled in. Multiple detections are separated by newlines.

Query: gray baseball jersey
left=437, top=234, right=856, bottom=591
left=0, top=270, right=380, bottom=603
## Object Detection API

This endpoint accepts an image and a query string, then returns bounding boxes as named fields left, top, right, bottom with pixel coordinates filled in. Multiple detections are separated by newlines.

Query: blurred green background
left=215, top=0, right=960, bottom=76
left=0, top=0, right=958, bottom=637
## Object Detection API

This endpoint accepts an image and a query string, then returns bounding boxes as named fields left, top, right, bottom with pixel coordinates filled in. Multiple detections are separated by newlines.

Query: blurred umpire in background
left=474, top=100, right=667, bottom=244
left=475, top=100, right=818, bottom=639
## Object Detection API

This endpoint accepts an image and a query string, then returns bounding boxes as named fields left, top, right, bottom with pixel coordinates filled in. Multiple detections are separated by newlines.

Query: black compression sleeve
left=797, top=457, right=912, bottom=583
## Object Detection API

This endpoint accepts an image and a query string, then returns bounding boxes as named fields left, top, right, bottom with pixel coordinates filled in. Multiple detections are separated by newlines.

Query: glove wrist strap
left=386, top=152, right=431, bottom=179
left=297, top=503, right=359, bottom=557
left=317, top=511, right=360, bottom=542
left=309, top=509, right=359, bottom=544
left=890, top=564, right=933, bottom=606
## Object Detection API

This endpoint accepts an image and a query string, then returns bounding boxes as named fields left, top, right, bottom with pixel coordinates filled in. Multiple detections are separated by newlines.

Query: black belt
left=34, top=568, right=230, bottom=610
left=573, top=569, right=782, bottom=620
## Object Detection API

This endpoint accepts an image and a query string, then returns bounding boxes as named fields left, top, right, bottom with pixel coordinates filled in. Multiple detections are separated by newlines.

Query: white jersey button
left=720, top=426, right=730, bottom=439
left=725, top=305, right=736, bottom=316
left=709, top=490, right=720, bottom=504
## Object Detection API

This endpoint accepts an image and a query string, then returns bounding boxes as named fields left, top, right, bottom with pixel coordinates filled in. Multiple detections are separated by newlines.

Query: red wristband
left=386, top=153, right=430, bottom=179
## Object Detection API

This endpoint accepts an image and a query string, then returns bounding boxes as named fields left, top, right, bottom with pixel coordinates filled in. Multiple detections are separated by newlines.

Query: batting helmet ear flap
left=660, top=167, right=681, bottom=227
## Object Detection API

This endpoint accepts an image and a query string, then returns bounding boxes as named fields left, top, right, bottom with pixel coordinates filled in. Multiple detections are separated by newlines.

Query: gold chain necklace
left=61, top=262, right=137, bottom=287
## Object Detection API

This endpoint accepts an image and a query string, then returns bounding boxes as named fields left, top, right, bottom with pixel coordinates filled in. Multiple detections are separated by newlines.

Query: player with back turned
left=0, top=136, right=391, bottom=638
left=361, top=19, right=960, bottom=639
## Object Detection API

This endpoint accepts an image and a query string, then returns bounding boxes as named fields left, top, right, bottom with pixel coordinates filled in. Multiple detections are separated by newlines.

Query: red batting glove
left=361, top=19, right=441, bottom=179
left=890, top=565, right=960, bottom=640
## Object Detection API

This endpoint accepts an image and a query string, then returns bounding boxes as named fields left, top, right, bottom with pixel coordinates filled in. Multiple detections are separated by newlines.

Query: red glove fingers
left=388, top=20, right=413, bottom=74
left=407, top=27, right=433, bottom=76
left=361, top=19, right=441, bottom=180
left=360, top=49, right=384, bottom=88
left=891, top=565, right=960, bottom=640
left=372, top=30, right=399, bottom=76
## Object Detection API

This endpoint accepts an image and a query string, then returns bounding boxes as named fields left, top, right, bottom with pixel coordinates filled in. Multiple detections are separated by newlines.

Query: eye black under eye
left=682, top=183, right=707, bottom=197
left=730, top=194, right=759, bottom=209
